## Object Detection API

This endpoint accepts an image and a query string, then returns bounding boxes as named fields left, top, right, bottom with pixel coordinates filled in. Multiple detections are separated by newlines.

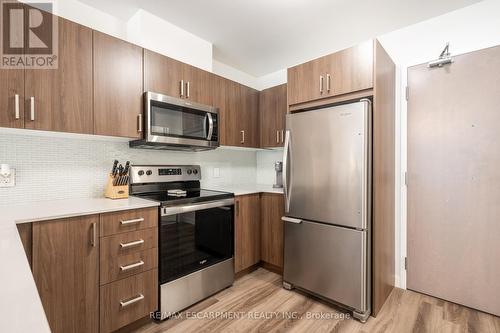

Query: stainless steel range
left=129, top=165, right=235, bottom=320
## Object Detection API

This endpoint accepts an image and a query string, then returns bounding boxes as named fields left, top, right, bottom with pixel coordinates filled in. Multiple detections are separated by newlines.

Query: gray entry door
left=285, top=101, right=371, bottom=229
left=407, top=45, right=500, bottom=316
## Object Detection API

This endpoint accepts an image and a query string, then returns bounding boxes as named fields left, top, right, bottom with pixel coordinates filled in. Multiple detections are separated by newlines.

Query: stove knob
left=187, top=169, right=192, bottom=175
left=146, top=170, right=153, bottom=176
left=138, top=170, right=144, bottom=176
left=193, top=169, right=198, bottom=175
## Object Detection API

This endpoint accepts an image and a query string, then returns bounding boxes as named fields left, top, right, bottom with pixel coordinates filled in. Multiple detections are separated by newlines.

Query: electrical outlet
left=0, top=169, right=15, bottom=188
left=213, top=167, right=221, bottom=178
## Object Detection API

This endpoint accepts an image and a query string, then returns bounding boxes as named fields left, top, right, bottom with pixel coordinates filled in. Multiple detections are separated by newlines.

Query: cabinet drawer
left=100, top=269, right=158, bottom=333
left=100, top=247, right=158, bottom=285
left=100, top=208, right=157, bottom=236
left=101, top=228, right=157, bottom=258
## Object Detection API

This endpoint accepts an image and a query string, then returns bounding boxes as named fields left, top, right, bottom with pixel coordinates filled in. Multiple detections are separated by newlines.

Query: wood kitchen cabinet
left=25, top=17, right=93, bottom=134
left=93, top=31, right=143, bottom=138
left=0, top=63, right=24, bottom=128
left=260, top=193, right=285, bottom=271
left=234, top=194, right=261, bottom=273
left=260, top=84, right=287, bottom=148
left=223, top=81, right=260, bottom=148
left=32, top=215, right=100, bottom=333
left=287, top=40, right=373, bottom=106
left=144, top=49, right=213, bottom=105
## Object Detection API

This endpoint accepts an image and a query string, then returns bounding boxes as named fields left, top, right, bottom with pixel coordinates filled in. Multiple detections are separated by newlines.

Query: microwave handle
left=206, top=113, right=214, bottom=140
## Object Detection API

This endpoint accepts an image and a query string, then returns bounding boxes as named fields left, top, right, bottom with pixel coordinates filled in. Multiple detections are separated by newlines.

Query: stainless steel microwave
left=130, top=92, right=219, bottom=151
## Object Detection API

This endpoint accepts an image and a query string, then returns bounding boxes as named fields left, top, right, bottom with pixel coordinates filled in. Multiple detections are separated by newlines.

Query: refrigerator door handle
left=282, top=216, right=302, bottom=224
left=283, top=129, right=292, bottom=213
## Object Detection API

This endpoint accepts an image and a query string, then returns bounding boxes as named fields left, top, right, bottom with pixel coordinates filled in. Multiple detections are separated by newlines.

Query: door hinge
left=405, top=86, right=409, bottom=101
left=404, top=257, right=408, bottom=270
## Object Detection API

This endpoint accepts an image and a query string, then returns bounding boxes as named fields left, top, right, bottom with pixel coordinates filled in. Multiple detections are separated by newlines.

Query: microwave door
left=151, top=102, right=208, bottom=140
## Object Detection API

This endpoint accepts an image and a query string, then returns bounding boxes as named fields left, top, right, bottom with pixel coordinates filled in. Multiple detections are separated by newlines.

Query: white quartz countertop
left=0, top=197, right=159, bottom=333
left=209, top=184, right=284, bottom=196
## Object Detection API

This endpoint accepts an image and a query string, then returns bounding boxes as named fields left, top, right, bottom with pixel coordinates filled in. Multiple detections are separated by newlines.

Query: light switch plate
left=213, top=167, right=220, bottom=178
left=0, top=169, right=15, bottom=188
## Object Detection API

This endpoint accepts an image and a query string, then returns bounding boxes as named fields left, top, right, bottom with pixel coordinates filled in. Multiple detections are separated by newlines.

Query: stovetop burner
left=134, top=189, right=233, bottom=207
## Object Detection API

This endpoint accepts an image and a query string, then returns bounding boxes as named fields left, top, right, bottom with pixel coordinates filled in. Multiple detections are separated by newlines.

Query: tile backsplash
left=257, top=149, right=283, bottom=185
left=0, top=130, right=261, bottom=205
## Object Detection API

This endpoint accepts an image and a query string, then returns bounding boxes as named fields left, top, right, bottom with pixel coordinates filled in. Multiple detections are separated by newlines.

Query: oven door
left=159, top=199, right=234, bottom=284
left=145, top=92, right=219, bottom=148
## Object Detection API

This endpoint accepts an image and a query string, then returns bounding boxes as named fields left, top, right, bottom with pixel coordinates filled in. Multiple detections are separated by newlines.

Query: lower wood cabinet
left=29, top=207, right=158, bottom=333
left=100, top=269, right=158, bottom=333
left=260, top=193, right=285, bottom=270
left=234, top=194, right=261, bottom=273
left=32, top=215, right=100, bottom=333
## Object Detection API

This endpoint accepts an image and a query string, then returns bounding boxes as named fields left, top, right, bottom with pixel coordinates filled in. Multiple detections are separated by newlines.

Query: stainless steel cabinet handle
left=120, top=294, right=144, bottom=308
left=30, top=97, right=35, bottom=121
left=120, top=260, right=144, bottom=271
left=281, top=216, right=302, bottom=224
left=186, top=81, right=190, bottom=98
left=137, top=114, right=143, bottom=133
left=90, top=222, right=96, bottom=247
left=180, top=80, right=184, bottom=97
left=120, top=217, right=144, bottom=225
left=319, top=76, right=324, bottom=94
left=276, top=130, right=280, bottom=144
left=120, top=239, right=144, bottom=248
left=281, top=130, right=284, bottom=143
left=240, top=130, right=245, bottom=144
left=326, top=73, right=331, bottom=92
left=235, top=200, right=240, bottom=216
left=14, top=94, right=20, bottom=119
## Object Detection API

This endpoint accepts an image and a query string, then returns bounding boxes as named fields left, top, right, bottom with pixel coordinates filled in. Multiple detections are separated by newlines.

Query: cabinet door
left=240, top=85, right=260, bottom=148
left=260, top=193, right=285, bottom=269
left=213, top=75, right=228, bottom=144
left=287, top=57, right=324, bottom=105
left=223, top=80, right=242, bottom=146
left=93, top=31, right=143, bottom=138
left=144, top=49, right=183, bottom=98
left=33, top=216, right=99, bottom=333
left=25, top=17, right=93, bottom=134
left=260, top=84, right=287, bottom=148
left=324, top=40, right=373, bottom=97
left=183, top=65, right=214, bottom=106
left=234, top=194, right=261, bottom=273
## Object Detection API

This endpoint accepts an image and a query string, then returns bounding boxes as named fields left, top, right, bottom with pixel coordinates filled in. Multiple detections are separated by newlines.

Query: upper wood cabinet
left=93, top=31, right=143, bottom=138
left=0, top=64, right=24, bottom=128
left=33, top=215, right=100, bottom=333
left=144, top=49, right=213, bottom=105
left=287, top=40, right=374, bottom=106
left=223, top=81, right=260, bottom=148
left=260, top=193, right=285, bottom=270
left=25, top=17, right=93, bottom=134
left=234, top=194, right=261, bottom=273
left=260, top=84, right=287, bottom=148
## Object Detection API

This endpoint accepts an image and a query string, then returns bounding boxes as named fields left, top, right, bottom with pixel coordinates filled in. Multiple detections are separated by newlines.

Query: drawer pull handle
left=120, top=239, right=145, bottom=248
left=120, top=218, right=144, bottom=225
left=120, top=294, right=144, bottom=308
left=120, top=260, right=144, bottom=271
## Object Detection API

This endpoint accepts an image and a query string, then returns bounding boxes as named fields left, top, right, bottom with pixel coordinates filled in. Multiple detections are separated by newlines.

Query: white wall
left=256, top=150, right=283, bottom=185
left=376, top=0, right=500, bottom=289
left=127, top=10, right=212, bottom=71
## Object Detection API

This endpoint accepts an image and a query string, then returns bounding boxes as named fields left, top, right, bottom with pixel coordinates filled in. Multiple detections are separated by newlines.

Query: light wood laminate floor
left=134, top=268, right=500, bottom=333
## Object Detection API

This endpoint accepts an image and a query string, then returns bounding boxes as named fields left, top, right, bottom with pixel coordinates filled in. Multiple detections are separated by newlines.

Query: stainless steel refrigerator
left=282, top=99, right=371, bottom=322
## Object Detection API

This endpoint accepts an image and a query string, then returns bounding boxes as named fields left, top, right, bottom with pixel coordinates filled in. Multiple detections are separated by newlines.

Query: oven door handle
left=206, top=113, right=214, bottom=141
left=161, top=198, right=234, bottom=216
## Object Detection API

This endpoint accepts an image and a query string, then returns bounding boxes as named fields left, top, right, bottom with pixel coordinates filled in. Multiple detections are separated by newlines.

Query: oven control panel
left=130, top=165, right=201, bottom=184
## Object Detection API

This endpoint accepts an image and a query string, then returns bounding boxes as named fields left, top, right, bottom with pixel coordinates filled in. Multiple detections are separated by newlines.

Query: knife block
left=104, top=174, right=129, bottom=199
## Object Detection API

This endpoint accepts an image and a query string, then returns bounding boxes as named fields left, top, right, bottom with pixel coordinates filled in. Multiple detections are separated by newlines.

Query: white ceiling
left=79, top=0, right=481, bottom=76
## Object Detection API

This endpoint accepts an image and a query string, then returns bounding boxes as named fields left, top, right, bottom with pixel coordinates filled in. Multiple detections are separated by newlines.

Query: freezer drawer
left=283, top=219, right=369, bottom=312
